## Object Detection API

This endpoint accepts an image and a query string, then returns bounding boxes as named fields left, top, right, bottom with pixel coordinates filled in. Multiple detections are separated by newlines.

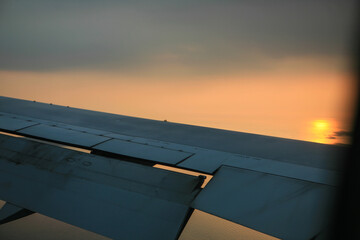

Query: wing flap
left=0, top=112, right=196, bottom=165
left=192, top=165, right=336, bottom=240
left=93, top=139, right=193, bottom=165
left=177, top=150, right=231, bottom=173
left=0, top=113, right=38, bottom=131
left=0, top=134, right=202, bottom=240
left=18, top=123, right=110, bottom=147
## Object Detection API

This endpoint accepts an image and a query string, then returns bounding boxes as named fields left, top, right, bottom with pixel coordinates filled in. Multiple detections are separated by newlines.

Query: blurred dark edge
left=331, top=8, right=360, bottom=240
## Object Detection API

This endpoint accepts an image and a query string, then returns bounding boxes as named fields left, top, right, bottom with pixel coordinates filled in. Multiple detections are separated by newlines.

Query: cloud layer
left=0, top=0, right=356, bottom=74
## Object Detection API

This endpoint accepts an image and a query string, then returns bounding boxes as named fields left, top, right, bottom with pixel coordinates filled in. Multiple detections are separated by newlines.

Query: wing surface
left=0, top=96, right=343, bottom=172
left=192, top=166, right=336, bottom=240
left=0, top=134, right=201, bottom=239
left=0, top=96, right=343, bottom=239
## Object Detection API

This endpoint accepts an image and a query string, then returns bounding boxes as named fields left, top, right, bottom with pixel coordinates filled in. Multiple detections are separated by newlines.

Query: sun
left=311, top=120, right=332, bottom=144
left=314, top=120, right=330, bottom=131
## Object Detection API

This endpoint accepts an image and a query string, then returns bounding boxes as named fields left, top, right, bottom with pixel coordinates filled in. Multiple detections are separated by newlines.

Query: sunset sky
left=0, top=0, right=357, bottom=145
left=0, top=1, right=358, bottom=239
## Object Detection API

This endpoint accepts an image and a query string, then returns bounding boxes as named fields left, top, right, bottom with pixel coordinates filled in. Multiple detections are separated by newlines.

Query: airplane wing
left=0, top=96, right=343, bottom=239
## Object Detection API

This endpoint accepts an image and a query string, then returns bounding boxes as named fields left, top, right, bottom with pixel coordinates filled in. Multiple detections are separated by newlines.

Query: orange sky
left=0, top=64, right=355, bottom=145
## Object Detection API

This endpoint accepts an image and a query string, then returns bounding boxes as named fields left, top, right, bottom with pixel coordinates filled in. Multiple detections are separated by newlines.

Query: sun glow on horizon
left=0, top=70, right=354, bottom=145
left=311, top=119, right=333, bottom=144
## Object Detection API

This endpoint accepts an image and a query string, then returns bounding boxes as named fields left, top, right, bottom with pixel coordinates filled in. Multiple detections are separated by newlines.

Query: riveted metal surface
left=45, top=122, right=111, bottom=135
left=18, top=124, right=110, bottom=147
left=177, top=150, right=231, bottom=174
left=94, top=139, right=193, bottom=165
left=0, top=134, right=202, bottom=239
left=103, top=133, right=135, bottom=141
left=224, top=155, right=339, bottom=186
left=192, top=166, right=337, bottom=240
left=0, top=113, right=38, bottom=131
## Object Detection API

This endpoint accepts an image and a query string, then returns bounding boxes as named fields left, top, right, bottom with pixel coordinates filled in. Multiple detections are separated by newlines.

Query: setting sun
left=311, top=120, right=332, bottom=144
left=314, top=120, right=330, bottom=131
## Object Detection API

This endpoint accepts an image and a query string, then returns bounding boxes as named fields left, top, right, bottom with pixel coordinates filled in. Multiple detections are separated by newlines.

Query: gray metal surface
left=94, top=139, right=193, bottom=165
left=101, top=134, right=200, bottom=154
left=177, top=150, right=231, bottom=174
left=18, top=124, right=110, bottom=147
left=103, top=133, right=135, bottom=141
left=50, top=122, right=111, bottom=136
left=176, top=150, right=341, bottom=187
left=0, top=96, right=342, bottom=185
left=224, top=155, right=339, bottom=186
left=0, top=113, right=38, bottom=131
left=130, top=137, right=201, bottom=153
left=0, top=203, right=26, bottom=222
left=0, top=134, right=202, bottom=239
left=0, top=96, right=343, bottom=171
left=192, top=166, right=336, bottom=240
left=178, top=152, right=339, bottom=185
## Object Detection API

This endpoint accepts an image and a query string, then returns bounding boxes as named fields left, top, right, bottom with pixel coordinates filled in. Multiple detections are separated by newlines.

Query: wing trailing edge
left=0, top=134, right=202, bottom=239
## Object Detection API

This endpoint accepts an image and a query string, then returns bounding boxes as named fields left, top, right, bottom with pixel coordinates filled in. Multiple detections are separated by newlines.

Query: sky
left=0, top=0, right=357, bottom=145
left=0, top=0, right=358, bottom=239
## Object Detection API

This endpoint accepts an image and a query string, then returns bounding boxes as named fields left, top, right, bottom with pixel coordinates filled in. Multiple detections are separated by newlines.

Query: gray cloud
left=0, top=0, right=356, bottom=73
left=333, top=130, right=352, bottom=137
left=327, top=130, right=352, bottom=139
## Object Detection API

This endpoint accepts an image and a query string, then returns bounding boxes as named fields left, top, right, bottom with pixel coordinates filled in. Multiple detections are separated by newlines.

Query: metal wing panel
left=0, top=134, right=202, bottom=239
left=93, top=139, right=193, bottom=165
left=178, top=151, right=339, bottom=185
left=103, top=133, right=135, bottom=141
left=192, top=166, right=336, bottom=240
left=177, top=150, right=231, bottom=174
left=0, top=96, right=343, bottom=171
left=48, top=122, right=111, bottom=135
left=0, top=113, right=38, bottom=131
left=18, top=124, right=110, bottom=147
left=0, top=169, right=190, bottom=239
left=129, top=137, right=201, bottom=153
left=224, top=155, right=339, bottom=186
left=0, top=107, right=196, bottom=166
